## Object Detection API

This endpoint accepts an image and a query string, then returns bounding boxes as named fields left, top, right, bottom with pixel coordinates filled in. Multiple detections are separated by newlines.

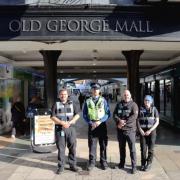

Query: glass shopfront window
left=165, top=79, right=172, bottom=117
left=160, top=80, right=165, bottom=115
left=151, top=81, right=155, bottom=97
left=147, top=83, right=151, bottom=94
left=175, top=77, right=180, bottom=128
left=159, top=78, right=172, bottom=118
left=146, top=81, right=155, bottom=97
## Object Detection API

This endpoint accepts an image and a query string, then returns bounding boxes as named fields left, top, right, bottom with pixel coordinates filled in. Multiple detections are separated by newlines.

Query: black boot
left=131, top=167, right=137, bottom=174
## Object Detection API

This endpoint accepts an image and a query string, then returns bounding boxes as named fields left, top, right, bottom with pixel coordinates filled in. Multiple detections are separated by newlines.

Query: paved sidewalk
left=0, top=102, right=180, bottom=180
left=0, top=138, right=169, bottom=180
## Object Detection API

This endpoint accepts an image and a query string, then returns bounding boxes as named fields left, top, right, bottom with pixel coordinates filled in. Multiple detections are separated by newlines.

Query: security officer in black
left=137, top=95, right=159, bottom=171
left=113, top=90, right=138, bottom=174
left=51, top=88, right=80, bottom=174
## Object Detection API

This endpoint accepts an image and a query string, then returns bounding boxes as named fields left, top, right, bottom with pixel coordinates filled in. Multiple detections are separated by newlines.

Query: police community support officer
left=51, top=88, right=80, bottom=174
left=137, top=95, right=159, bottom=171
left=83, top=83, right=110, bottom=171
left=113, top=90, right=138, bottom=174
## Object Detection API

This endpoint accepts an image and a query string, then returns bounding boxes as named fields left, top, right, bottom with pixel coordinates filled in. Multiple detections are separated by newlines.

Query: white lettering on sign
left=9, top=18, right=153, bottom=34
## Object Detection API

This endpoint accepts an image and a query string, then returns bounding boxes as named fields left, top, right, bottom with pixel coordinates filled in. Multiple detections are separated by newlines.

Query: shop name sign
left=9, top=19, right=153, bottom=34
left=0, top=13, right=157, bottom=40
left=1, top=9, right=180, bottom=41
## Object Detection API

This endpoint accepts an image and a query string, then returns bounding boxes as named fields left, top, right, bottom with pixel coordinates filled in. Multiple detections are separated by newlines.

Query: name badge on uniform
left=61, top=131, right=65, bottom=137
left=118, top=110, right=122, bottom=113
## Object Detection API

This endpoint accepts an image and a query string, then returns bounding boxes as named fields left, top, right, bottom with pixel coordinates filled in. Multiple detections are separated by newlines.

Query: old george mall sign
left=0, top=5, right=180, bottom=41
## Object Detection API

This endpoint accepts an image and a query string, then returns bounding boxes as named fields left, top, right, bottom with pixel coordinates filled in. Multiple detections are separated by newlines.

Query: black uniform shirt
left=51, top=100, right=79, bottom=118
left=51, top=100, right=79, bottom=131
left=113, top=100, right=139, bottom=131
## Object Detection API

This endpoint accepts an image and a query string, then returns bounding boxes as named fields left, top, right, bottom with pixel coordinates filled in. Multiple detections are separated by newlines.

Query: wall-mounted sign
left=0, top=6, right=180, bottom=41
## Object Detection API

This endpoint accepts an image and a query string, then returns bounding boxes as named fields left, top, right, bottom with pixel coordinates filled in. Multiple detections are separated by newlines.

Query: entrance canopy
left=1, top=40, right=180, bottom=78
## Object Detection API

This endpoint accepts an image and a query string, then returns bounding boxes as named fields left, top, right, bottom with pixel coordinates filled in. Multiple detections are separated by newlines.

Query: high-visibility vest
left=86, top=96, right=105, bottom=121
left=139, top=106, right=156, bottom=129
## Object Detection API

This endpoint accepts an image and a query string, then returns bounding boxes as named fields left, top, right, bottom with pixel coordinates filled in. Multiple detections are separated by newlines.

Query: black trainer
left=87, top=164, right=95, bottom=171
left=140, top=165, right=146, bottom=171
left=70, top=166, right=80, bottom=172
left=114, top=163, right=124, bottom=169
left=118, top=163, right=125, bottom=169
left=101, top=163, right=109, bottom=170
left=145, top=163, right=152, bottom=171
left=56, top=167, right=64, bottom=174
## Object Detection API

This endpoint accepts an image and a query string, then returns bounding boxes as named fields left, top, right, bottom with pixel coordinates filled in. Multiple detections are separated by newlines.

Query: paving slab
left=0, top=103, right=180, bottom=180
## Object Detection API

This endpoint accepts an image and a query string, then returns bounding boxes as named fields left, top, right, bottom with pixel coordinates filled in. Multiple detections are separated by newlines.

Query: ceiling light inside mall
left=92, top=49, right=99, bottom=60
left=92, top=55, right=98, bottom=66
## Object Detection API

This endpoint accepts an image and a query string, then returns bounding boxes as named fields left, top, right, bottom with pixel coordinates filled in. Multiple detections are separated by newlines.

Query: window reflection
left=160, top=80, right=164, bottom=115
left=165, top=79, right=172, bottom=117
left=159, top=79, right=172, bottom=118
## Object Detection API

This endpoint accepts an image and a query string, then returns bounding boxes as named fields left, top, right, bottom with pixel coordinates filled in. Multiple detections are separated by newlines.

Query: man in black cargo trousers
left=51, top=88, right=80, bottom=174
left=113, top=90, right=138, bottom=174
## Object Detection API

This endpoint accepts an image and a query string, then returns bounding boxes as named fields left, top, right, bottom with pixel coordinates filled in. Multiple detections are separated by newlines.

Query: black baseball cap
left=91, top=83, right=101, bottom=90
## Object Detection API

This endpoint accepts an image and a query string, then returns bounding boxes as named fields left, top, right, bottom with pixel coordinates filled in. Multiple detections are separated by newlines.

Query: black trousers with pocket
left=56, top=126, right=77, bottom=168
left=117, top=129, right=137, bottom=168
left=88, top=122, right=108, bottom=166
left=140, top=130, right=156, bottom=165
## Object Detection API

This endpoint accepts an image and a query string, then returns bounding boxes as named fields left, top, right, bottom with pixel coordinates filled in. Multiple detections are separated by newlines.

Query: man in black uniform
left=51, top=88, right=80, bottom=174
left=137, top=95, right=159, bottom=171
left=113, top=90, right=138, bottom=174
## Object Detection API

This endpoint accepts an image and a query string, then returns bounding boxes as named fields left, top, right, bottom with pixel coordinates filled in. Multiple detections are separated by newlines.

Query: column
left=122, top=50, right=143, bottom=105
left=40, top=50, right=61, bottom=109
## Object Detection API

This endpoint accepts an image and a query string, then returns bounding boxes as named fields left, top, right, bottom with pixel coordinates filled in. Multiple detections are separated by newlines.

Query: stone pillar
left=122, top=50, right=143, bottom=105
left=40, top=50, right=61, bottom=109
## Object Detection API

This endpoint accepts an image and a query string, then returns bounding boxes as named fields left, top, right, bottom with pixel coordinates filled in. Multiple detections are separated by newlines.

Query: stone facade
left=0, top=0, right=134, bottom=5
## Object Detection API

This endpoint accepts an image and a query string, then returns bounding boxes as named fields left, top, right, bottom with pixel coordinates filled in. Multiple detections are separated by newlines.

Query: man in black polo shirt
left=113, top=90, right=138, bottom=174
left=51, top=88, right=80, bottom=174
